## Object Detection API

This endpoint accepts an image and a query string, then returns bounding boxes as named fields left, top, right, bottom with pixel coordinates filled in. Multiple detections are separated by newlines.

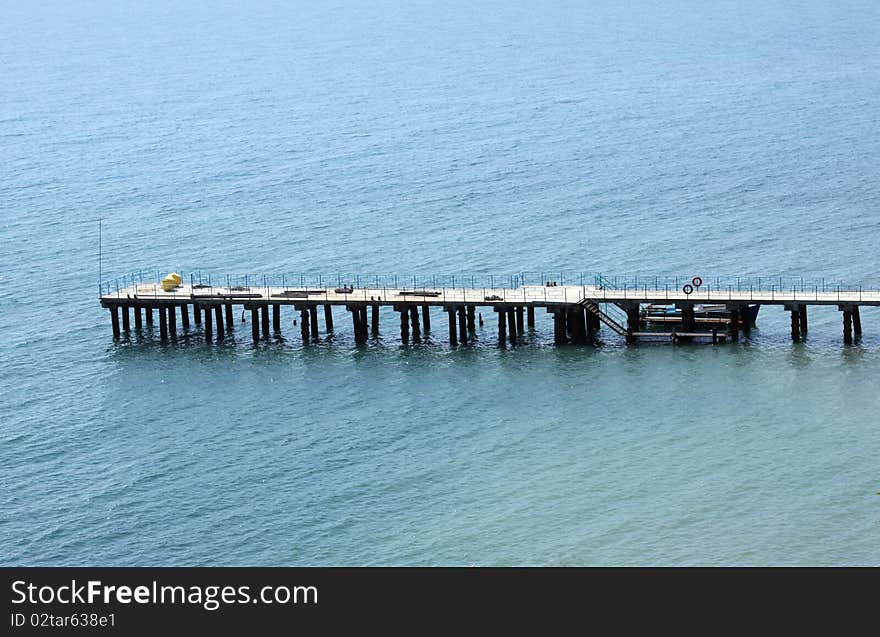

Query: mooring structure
left=99, top=273, right=878, bottom=346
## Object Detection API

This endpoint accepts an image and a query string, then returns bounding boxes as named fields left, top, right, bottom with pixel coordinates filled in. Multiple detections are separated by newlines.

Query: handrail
left=98, top=271, right=880, bottom=299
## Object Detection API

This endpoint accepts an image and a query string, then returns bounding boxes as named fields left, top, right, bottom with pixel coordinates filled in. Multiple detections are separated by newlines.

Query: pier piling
left=168, top=305, right=177, bottom=339
left=843, top=310, right=853, bottom=344
left=467, top=306, right=476, bottom=333
left=448, top=308, right=458, bottom=345
left=324, top=305, right=334, bottom=332
left=626, top=307, right=640, bottom=333
left=309, top=305, right=318, bottom=337
left=552, top=309, right=566, bottom=345
left=121, top=305, right=130, bottom=332
left=791, top=309, right=801, bottom=342
left=360, top=306, right=369, bottom=342
left=459, top=307, right=468, bottom=344
left=729, top=307, right=740, bottom=341
left=625, top=306, right=639, bottom=344
left=371, top=304, right=379, bottom=335
left=204, top=305, right=213, bottom=342
left=799, top=305, right=807, bottom=334
left=181, top=304, right=189, bottom=330
left=422, top=305, right=430, bottom=332
left=680, top=305, right=696, bottom=333
left=145, top=306, right=153, bottom=326
left=853, top=306, right=862, bottom=337
left=410, top=306, right=420, bottom=339
left=301, top=308, right=310, bottom=341
left=110, top=306, right=120, bottom=339
left=261, top=306, right=270, bottom=338
left=399, top=307, right=409, bottom=343
left=273, top=304, right=281, bottom=334
left=134, top=305, right=143, bottom=330
left=192, top=305, right=199, bottom=325
left=568, top=307, right=587, bottom=344
left=159, top=306, right=168, bottom=340
left=214, top=305, right=224, bottom=340
left=251, top=307, right=259, bottom=343
left=527, top=306, right=535, bottom=328
left=496, top=307, right=506, bottom=344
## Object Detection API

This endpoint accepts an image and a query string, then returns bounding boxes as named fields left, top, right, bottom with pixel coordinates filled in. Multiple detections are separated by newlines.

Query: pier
left=99, top=273, right=879, bottom=346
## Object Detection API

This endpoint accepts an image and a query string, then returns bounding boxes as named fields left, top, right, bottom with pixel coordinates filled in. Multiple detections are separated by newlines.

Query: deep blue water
left=2, top=0, right=879, bottom=565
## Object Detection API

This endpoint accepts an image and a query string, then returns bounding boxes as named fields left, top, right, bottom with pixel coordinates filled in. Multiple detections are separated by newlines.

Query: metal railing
left=99, top=270, right=880, bottom=305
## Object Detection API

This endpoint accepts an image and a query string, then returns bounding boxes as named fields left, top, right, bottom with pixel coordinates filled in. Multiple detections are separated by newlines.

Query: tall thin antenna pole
left=98, top=218, right=103, bottom=296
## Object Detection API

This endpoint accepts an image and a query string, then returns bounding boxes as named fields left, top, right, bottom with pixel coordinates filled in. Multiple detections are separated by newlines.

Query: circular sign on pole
left=683, top=284, right=694, bottom=295
left=692, top=276, right=703, bottom=288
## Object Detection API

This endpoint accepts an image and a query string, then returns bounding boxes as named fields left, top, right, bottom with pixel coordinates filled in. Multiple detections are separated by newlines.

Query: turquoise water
left=2, top=0, right=879, bottom=565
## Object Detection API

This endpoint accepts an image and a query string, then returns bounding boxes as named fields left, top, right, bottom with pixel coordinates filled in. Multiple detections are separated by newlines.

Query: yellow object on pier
left=161, top=272, right=182, bottom=291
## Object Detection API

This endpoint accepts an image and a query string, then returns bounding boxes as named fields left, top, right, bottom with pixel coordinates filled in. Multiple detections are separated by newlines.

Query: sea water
left=2, top=0, right=879, bottom=565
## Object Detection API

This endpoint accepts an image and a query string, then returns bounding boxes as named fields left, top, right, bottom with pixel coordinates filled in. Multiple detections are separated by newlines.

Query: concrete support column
left=191, top=305, right=199, bottom=325
left=261, top=306, right=270, bottom=338
left=791, top=309, right=801, bottom=342
left=121, top=305, right=130, bottom=332
left=496, top=307, right=506, bottom=344
left=145, top=306, right=154, bottom=326
left=568, top=308, right=586, bottom=344
left=506, top=307, right=516, bottom=342
left=843, top=310, right=853, bottom=344
left=110, top=305, right=120, bottom=339
left=180, top=304, right=189, bottom=330
left=527, top=306, right=535, bottom=328
left=626, top=307, right=640, bottom=333
left=409, top=306, right=420, bottom=339
left=448, top=308, right=458, bottom=345
left=585, top=310, right=599, bottom=333
left=251, top=308, right=259, bottom=343
left=301, top=308, right=310, bottom=341
left=213, top=305, right=224, bottom=340
left=371, top=304, right=379, bottom=335
left=399, top=308, right=409, bottom=343
left=352, top=307, right=367, bottom=344
left=309, top=305, right=318, bottom=336
left=458, top=307, right=468, bottom=344
left=853, top=306, right=862, bottom=336
left=225, top=304, right=234, bottom=329
left=798, top=305, right=807, bottom=335
left=203, top=305, right=212, bottom=342
left=515, top=307, right=524, bottom=334
left=680, top=305, right=696, bottom=332
left=728, top=307, right=740, bottom=341
left=421, top=305, right=430, bottom=332
left=134, top=305, right=143, bottom=330
left=324, top=305, right=334, bottom=332
left=466, top=306, right=476, bottom=332
left=168, top=305, right=177, bottom=339
left=552, top=310, right=566, bottom=345
left=159, top=305, right=168, bottom=340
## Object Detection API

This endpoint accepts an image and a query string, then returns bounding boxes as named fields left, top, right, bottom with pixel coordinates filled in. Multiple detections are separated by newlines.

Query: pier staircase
left=577, top=275, right=630, bottom=335
left=579, top=300, right=628, bottom=335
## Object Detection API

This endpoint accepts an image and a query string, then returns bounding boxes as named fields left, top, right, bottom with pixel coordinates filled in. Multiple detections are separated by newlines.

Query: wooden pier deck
left=99, top=277, right=880, bottom=345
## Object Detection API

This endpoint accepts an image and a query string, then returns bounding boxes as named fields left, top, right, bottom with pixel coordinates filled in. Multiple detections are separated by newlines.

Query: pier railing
left=99, top=271, right=595, bottom=296
left=99, top=270, right=880, bottom=304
